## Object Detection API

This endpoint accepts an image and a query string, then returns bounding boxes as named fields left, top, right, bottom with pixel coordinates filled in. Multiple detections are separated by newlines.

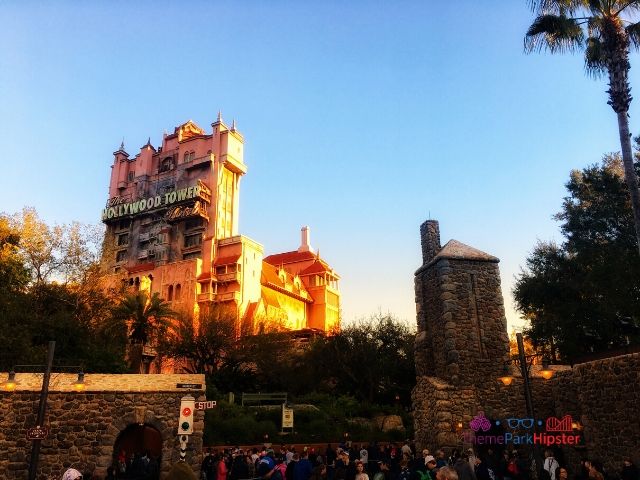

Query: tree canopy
left=514, top=153, right=640, bottom=361
left=0, top=209, right=127, bottom=372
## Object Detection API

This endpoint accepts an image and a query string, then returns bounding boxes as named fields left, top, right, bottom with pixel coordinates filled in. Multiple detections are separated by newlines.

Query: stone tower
left=413, top=220, right=511, bottom=449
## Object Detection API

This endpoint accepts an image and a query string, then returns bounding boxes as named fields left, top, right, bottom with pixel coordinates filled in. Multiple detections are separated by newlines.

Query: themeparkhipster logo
left=462, top=411, right=583, bottom=446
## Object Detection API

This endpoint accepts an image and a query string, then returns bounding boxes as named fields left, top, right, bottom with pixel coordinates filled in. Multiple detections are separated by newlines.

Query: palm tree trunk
left=616, top=111, right=640, bottom=255
left=603, top=19, right=640, bottom=254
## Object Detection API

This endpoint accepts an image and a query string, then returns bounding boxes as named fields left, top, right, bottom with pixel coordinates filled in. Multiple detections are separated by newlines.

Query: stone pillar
left=420, top=220, right=440, bottom=265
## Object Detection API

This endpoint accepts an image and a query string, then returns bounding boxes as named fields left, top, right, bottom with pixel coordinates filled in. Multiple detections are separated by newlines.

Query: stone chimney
left=297, top=226, right=314, bottom=253
left=420, top=220, right=441, bottom=264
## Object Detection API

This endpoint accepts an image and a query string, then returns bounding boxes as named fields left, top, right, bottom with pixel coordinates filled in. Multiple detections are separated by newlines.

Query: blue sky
left=2, top=1, right=639, bottom=329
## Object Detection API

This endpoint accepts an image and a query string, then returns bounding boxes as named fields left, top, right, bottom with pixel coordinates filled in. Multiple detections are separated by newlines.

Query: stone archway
left=113, top=423, right=162, bottom=479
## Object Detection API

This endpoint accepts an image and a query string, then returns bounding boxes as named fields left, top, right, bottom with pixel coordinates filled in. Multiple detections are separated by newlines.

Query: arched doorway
left=113, top=423, right=162, bottom=479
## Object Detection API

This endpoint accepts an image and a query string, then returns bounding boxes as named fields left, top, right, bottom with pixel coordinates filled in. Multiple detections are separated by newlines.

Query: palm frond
left=585, top=36, right=607, bottom=76
left=528, top=0, right=588, bottom=15
left=525, top=14, right=586, bottom=53
left=587, top=15, right=605, bottom=37
left=615, top=0, right=640, bottom=16
left=626, top=20, right=640, bottom=49
left=588, top=0, right=604, bottom=15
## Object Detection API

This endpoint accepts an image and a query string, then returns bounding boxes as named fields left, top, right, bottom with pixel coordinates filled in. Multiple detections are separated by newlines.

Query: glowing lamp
left=73, top=372, right=85, bottom=391
left=499, top=364, right=514, bottom=386
left=540, top=360, right=554, bottom=380
left=4, top=371, right=16, bottom=391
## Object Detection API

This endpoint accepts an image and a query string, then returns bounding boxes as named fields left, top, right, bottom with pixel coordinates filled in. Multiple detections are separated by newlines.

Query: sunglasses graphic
left=504, top=418, right=535, bottom=429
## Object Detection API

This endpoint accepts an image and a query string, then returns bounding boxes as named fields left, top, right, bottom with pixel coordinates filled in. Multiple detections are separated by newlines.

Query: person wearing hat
left=61, top=468, right=83, bottom=480
left=424, top=456, right=438, bottom=480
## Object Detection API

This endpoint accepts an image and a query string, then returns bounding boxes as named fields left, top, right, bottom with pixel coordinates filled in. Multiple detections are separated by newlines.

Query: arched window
left=167, top=285, right=173, bottom=301
left=175, top=284, right=182, bottom=300
left=183, top=152, right=189, bottom=163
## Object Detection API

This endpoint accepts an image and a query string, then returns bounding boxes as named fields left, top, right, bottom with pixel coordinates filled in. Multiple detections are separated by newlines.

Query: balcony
left=215, top=291, right=240, bottom=303
left=197, top=291, right=240, bottom=303
left=216, top=272, right=239, bottom=283
left=197, top=292, right=214, bottom=303
left=220, top=154, right=247, bottom=174
left=185, top=154, right=213, bottom=170
left=139, top=232, right=151, bottom=241
left=138, top=249, right=148, bottom=259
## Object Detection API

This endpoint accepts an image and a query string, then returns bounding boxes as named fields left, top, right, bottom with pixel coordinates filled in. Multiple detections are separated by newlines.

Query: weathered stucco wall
left=0, top=374, right=205, bottom=480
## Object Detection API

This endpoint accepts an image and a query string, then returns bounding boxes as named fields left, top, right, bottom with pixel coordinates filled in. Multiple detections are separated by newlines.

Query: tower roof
left=417, top=239, right=499, bottom=274
left=436, top=239, right=498, bottom=262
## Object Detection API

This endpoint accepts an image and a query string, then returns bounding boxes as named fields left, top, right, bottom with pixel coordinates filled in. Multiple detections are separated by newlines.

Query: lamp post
left=499, top=333, right=554, bottom=478
left=3, top=341, right=86, bottom=480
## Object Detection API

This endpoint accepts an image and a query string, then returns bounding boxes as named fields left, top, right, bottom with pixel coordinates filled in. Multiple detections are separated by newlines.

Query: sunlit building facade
left=101, top=116, right=340, bottom=334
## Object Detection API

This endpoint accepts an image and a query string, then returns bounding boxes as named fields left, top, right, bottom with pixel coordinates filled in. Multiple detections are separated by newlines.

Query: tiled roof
left=243, top=301, right=259, bottom=321
left=435, top=240, right=499, bottom=262
left=299, top=260, right=331, bottom=276
left=261, top=287, right=282, bottom=309
left=261, top=262, right=285, bottom=286
left=126, top=262, right=155, bottom=273
left=416, top=239, right=499, bottom=274
left=214, top=254, right=241, bottom=265
left=197, top=271, right=213, bottom=281
left=263, top=250, right=317, bottom=266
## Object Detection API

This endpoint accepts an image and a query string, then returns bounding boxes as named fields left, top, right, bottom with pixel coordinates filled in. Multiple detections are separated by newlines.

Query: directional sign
left=176, top=383, right=202, bottom=389
left=195, top=400, right=217, bottom=410
left=27, top=426, right=49, bottom=440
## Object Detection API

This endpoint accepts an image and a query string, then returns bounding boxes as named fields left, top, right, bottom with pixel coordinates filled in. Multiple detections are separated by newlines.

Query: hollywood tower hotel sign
left=101, top=115, right=341, bottom=365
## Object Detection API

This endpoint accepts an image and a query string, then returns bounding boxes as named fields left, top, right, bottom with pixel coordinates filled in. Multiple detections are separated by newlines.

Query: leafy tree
left=7, top=207, right=103, bottom=284
left=514, top=154, right=640, bottom=360
left=525, top=0, right=640, bottom=253
left=0, top=209, right=126, bottom=372
left=303, top=314, right=415, bottom=405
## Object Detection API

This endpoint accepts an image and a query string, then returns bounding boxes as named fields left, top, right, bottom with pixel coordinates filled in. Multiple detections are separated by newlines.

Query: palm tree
left=525, top=0, right=640, bottom=253
left=112, top=291, right=174, bottom=372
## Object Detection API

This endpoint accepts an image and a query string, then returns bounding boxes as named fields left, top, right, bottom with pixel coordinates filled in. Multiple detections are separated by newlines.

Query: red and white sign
left=195, top=400, right=217, bottom=410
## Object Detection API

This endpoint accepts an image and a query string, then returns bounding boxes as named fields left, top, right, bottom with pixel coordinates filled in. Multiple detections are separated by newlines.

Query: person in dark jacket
left=230, top=452, right=250, bottom=480
left=454, top=455, right=476, bottom=480
left=622, top=459, right=639, bottom=480
left=474, top=458, right=492, bottom=480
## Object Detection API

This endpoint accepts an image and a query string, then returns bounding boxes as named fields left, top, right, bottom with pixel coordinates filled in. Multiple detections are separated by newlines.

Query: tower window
left=116, top=250, right=127, bottom=263
left=184, top=233, right=202, bottom=248
left=168, top=285, right=173, bottom=301
left=128, top=171, right=135, bottom=181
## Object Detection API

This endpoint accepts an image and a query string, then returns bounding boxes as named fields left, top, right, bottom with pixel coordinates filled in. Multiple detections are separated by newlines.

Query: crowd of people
left=58, top=441, right=639, bottom=480
left=199, top=442, right=639, bottom=480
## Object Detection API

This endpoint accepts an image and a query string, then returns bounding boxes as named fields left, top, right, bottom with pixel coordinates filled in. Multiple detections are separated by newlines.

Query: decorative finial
left=217, top=110, right=223, bottom=123
left=146, top=137, right=151, bottom=146
left=231, top=118, right=236, bottom=130
left=120, top=138, right=125, bottom=151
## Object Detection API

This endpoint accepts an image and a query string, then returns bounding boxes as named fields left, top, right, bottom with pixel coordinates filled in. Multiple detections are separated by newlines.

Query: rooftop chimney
left=420, top=219, right=441, bottom=264
left=298, top=226, right=314, bottom=253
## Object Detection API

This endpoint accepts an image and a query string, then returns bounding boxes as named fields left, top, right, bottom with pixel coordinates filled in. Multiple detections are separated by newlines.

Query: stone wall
left=0, top=374, right=205, bottom=479
left=542, top=353, right=640, bottom=472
